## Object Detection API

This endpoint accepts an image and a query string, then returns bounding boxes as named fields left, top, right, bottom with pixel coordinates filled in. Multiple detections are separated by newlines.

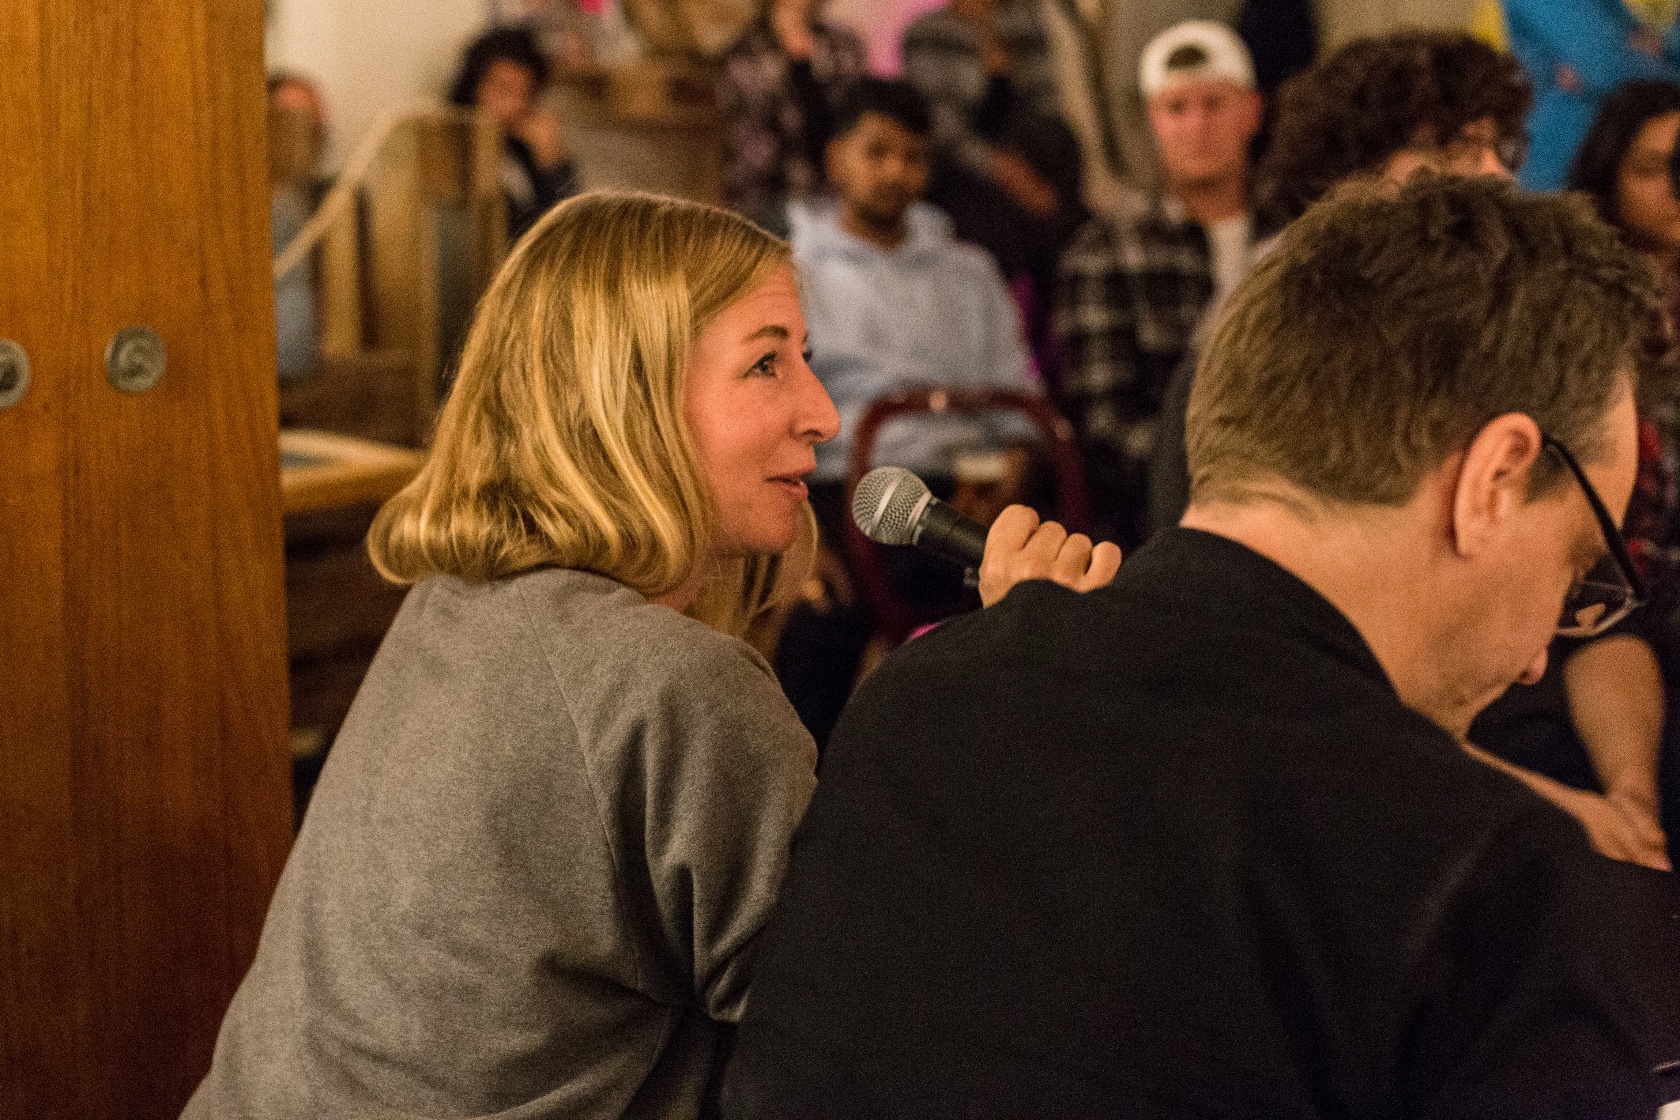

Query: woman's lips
left=770, top=477, right=809, bottom=500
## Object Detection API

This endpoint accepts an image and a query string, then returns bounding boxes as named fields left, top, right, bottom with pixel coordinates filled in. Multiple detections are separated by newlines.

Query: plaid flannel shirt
left=1053, top=200, right=1217, bottom=469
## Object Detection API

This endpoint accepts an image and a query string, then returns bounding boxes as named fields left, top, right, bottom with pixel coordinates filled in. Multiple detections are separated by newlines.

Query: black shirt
left=724, top=528, right=1680, bottom=1119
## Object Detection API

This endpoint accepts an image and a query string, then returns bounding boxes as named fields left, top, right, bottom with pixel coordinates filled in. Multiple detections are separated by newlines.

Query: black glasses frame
left=1542, top=433, right=1646, bottom=636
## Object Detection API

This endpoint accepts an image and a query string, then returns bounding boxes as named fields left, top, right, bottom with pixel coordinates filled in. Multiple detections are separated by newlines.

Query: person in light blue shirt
left=789, top=79, right=1038, bottom=490
left=1502, top=0, right=1680, bottom=190
left=776, top=77, right=1040, bottom=748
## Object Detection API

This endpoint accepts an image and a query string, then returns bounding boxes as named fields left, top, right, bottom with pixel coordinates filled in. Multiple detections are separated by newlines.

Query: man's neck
left=1165, top=170, right=1248, bottom=227
left=1179, top=486, right=1477, bottom=738
left=841, top=203, right=910, bottom=250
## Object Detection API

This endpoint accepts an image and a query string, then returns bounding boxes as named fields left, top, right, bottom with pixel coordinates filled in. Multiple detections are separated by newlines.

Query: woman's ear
left=1450, top=412, right=1544, bottom=558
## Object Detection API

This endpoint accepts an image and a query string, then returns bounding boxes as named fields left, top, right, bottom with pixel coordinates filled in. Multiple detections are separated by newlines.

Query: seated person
left=448, top=26, right=578, bottom=239
left=187, top=190, right=1115, bottom=1119
left=1148, top=31, right=1533, bottom=538
left=1055, top=20, right=1261, bottom=546
left=777, top=77, right=1041, bottom=743
left=718, top=0, right=868, bottom=233
left=1495, top=0, right=1680, bottom=191
left=723, top=176, right=1680, bottom=1119
left=1470, top=78, right=1680, bottom=870
left=267, top=72, right=329, bottom=384
left=901, top=0, right=1086, bottom=358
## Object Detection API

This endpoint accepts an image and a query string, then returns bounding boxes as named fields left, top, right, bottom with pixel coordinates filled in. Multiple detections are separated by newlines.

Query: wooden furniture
left=0, top=0, right=293, bottom=1113
left=272, top=108, right=509, bottom=448
left=556, top=65, right=725, bottom=204
left=843, top=387, right=1091, bottom=646
left=280, top=431, right=425, bottom=805
left=280, top=428, right=425, bottom=515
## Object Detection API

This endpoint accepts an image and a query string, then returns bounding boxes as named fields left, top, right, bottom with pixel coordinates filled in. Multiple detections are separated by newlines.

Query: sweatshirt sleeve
left=631, top=630, right=820, bottom=1023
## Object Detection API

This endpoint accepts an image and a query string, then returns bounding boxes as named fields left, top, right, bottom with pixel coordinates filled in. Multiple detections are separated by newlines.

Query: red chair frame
left=843, top=387, right=1091, bottom=646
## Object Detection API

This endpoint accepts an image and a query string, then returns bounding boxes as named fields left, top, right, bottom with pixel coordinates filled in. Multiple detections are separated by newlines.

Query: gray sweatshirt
left=184, top=567, right=818, bottom=1119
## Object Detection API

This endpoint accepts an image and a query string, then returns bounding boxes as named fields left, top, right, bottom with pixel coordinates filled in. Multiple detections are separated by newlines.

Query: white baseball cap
left=1139, top=20, right=1256, bottom=99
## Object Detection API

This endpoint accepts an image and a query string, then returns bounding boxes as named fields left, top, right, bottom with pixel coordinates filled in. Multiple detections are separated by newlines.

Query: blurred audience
left=776, top=78, right=1039, bottom=744
left=268, top=72, right=328, bottom=384
left=1468, top=78, right=1680, bottom=868
left=448, top=26, right=579, bottom=239
left=718, top=0, right=868, bottom=234
left=1054, top=21, right=1261, bottom=546
left=901, top=0, right=1086, bottom=360
left=1489, top=0, right=1680, bottom=191
left=1148, top=31, right=1532, bottom=535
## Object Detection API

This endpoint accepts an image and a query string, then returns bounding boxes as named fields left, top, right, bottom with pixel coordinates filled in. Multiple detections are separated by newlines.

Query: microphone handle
left=914, top=499, right=989, bottom=569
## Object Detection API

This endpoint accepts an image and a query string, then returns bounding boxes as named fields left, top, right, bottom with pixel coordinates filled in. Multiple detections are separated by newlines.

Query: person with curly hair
left=1149, top=30, right=1532, bottom=532
left=1249, top=29, right=1531, bottom=238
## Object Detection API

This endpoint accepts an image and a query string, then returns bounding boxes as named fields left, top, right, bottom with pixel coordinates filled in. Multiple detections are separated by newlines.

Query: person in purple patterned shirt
left=718, top=0, right=868, bottom=233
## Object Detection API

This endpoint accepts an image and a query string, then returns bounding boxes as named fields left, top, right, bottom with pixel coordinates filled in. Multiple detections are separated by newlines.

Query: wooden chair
left=274, top=107, right=508, bottom=448
left=842, top=387, right=1091, bottom=646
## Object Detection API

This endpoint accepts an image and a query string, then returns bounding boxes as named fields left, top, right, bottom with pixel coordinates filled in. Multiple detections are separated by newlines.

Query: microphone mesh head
left=852, top=467, right=929, bottom=546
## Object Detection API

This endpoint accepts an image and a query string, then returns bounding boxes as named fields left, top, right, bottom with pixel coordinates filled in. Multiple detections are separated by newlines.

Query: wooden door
left=0, top=0, right=294, bottom=1115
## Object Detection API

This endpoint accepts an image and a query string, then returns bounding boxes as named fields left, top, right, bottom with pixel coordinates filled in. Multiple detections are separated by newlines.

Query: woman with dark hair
left=449, top=25, right=579, bottom=238
left=1570, top=78, right=1680, bottom=296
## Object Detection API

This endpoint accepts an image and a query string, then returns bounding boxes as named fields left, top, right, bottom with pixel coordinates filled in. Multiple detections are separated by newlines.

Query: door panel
left=0, top=0, right=294, bottom=1115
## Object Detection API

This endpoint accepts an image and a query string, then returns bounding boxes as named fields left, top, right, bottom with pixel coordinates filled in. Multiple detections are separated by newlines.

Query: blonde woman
left=185, top=192, right=1116, bottom=1120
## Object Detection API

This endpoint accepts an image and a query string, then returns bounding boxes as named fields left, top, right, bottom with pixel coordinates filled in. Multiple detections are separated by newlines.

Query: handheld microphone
left=852, top=467, right=989, bottom=569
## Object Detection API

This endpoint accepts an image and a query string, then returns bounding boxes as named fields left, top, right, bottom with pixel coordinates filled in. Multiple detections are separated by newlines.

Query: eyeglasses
left=1542, top=433, right=1646, bottom=637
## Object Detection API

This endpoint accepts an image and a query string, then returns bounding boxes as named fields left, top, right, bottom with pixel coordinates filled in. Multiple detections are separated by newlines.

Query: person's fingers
left=1587, top=805, right=1657, bottom=868
left=1050, top=533, right=1093, bottom=587
left=985, top=504, right=1040, bottom=556
left=1076, top=540, right=1123, bottom=592
left=1583, top=813, right=1638, bottom=864
left=1021, top=520, right=1068, bottom=571
left=1610, top=804, right=1672, bottom=870
left=977, top=505, right=1042, bottom=607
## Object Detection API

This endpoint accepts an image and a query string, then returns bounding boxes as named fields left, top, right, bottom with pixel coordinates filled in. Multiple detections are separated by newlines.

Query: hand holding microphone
left=852, top=467, right=1121, bottom=606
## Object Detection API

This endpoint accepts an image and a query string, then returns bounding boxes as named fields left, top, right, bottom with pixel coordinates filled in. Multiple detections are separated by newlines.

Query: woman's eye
left=802, top=348, right=814, bottom=364
left=749, top=353, right=777, bottom=378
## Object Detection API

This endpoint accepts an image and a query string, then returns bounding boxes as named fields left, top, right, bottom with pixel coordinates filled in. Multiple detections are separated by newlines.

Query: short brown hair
left=1254, top=32, right=1531, bottom=235
left=1187, top=176, right=1669, bottom=508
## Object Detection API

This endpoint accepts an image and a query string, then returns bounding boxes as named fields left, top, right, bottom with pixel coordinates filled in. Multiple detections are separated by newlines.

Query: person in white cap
left=1052, top=19, right=1261, bottom=547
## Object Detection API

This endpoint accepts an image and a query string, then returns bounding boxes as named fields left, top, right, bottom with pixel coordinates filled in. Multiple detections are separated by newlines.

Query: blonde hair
left=369, top=191, right=807, bottom=636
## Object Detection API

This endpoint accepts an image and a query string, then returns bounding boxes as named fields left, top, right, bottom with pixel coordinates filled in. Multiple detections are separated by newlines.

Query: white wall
left=266, top=0, right=491, bottom=170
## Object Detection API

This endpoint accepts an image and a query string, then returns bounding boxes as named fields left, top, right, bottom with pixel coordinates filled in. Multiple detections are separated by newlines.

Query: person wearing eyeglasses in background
left=722, top=177, right=1680, bottom=1118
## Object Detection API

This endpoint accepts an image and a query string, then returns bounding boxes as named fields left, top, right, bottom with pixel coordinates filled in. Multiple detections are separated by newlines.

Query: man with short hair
left=723, top=178, right=1680, bottom=1117
left=1054, top=19, right=1262, bottom=545
left=775, top=77, right=1038, bottom=743
left=792, top=77, right=1036, bottom=502
left=1148, top=30, right=1532, bottom=535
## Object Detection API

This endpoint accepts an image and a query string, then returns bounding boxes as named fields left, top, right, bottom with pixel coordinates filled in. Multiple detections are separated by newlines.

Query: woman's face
left=1616, top=111, right=1680, bottom=252
left=685, top=266, right=840, bottom=558
left=476, top=59, right=537, bottom=127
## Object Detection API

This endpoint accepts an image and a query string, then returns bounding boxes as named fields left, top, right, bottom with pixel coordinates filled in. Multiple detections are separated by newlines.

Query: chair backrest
left=842, top=386, right=1091, bottom=645
left=363, top=109, right=507, bottom=441
left=274, top=107, right=509, bottom=447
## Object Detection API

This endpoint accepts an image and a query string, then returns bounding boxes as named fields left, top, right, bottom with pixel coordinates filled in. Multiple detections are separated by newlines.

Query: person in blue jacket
left=1501, top=0, right=1680, bottom=190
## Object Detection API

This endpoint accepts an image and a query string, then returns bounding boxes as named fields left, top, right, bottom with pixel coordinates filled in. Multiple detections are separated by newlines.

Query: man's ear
left=1451, top=412, right=1545, bottom=558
